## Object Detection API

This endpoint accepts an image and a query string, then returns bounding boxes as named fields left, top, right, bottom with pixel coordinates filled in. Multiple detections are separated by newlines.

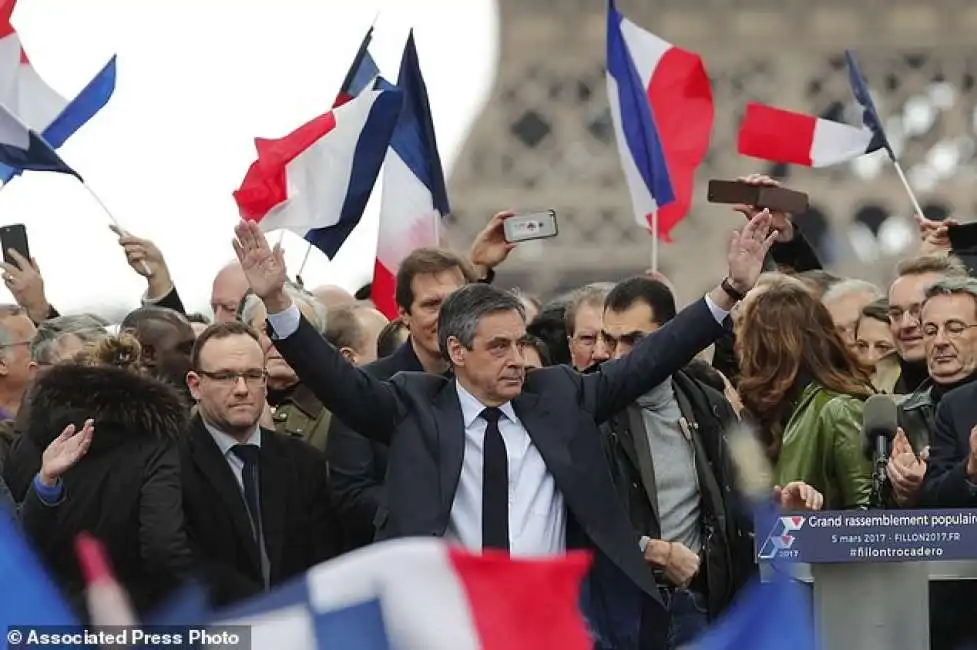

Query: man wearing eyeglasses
left=179, top=321, right=340, bottom=607
left=885, top=254, right=969, bottom=394
left=908, top=277, right=977, bottom=650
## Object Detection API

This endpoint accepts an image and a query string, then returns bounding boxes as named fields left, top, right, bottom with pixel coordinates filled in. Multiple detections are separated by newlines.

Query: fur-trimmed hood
left=26, top=363, right=189, bottom=453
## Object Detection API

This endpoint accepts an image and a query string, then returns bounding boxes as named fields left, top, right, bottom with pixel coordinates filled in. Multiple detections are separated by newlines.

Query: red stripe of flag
left=737, top=102, right=816, bottom=167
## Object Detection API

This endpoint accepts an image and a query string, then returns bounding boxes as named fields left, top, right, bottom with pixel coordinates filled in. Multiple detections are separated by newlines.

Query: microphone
left=862, top=394, right=898, bottom=507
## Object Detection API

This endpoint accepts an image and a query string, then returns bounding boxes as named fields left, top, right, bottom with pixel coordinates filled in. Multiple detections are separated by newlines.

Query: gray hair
left=0, top=305, right=26, bottom=357
left=564, top=282, right=615, bottom=336
left=438, top=284, right=525, bottom=361
left=924, top=277, right=977, bottom=314
left=822, top=279, right=883, bottom=306
left=239, top=282, right=328, bottom=335
left=30, top=313, right=109, bottom=365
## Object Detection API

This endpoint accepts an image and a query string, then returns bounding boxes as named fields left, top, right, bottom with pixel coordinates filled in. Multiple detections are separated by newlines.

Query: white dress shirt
left=447, top=382, right=566, bottom=556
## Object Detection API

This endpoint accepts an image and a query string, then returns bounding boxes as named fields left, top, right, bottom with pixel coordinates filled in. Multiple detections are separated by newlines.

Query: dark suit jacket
left=271, top=298, right=725, bottom=606
left=179, top=416, right=341, bottom=606
left=327, top=340, right=423, bottom=549
left=920, top=382, right=977, bottom=507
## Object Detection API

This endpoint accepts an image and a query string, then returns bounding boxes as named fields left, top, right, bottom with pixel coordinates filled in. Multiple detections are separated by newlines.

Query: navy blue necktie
left=231, top=444, right=262, bottom=541
left=481, top=407, right=509, bottom=552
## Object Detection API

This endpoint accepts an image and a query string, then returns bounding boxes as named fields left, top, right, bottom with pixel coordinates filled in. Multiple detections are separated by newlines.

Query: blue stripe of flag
left=305, top=83, right=404, bottom=259
left=387, top=31, right=449, bottom=217
left=606, top=0, right=674, bottom=209
left=0, top=56, right=115, bottom=183
left=313, top=598, right=391, bottom=650
left=844, top=50, right=892, bottom=160
left=346, top=52, right=381, bottom=98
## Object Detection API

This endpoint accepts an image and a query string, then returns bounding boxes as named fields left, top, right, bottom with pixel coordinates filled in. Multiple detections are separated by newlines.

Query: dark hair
left=793, top=270, right=843, bottom=297
left=325, top=304, right=366, bottom=351
left=354, top=284, right=372, bottom=301
left=604, top=276, right=677, bottom=325
left=527, top=294, right=573, bottom=367
left=121, top=305, right=190, bottom=331
left=191, top=321, right=260, bottom=371
left=522, top=334, right=552, bottom=367
left=438, top=284, right=525, bottom=360
left=395, top=248, right=478, bottom=313
left=736, top=279, right=873, bottom=461
left=185, top=312, right=211, bottom=326
left=377, top=319, right=408, bottom=359
left=859, top=298, right=889, bottom=325
left=683, top=358, right=726, bottom=394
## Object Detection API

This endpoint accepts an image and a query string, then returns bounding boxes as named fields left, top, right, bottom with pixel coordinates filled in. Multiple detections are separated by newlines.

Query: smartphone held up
left=503, top=210, right=559, bottom=244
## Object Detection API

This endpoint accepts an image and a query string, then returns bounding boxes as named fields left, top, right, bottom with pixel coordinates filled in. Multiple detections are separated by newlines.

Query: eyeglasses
left=197, top=369, right=267, bottom=387
left=888, top=304, right=922, bottom=324
left=922, top=321, right=977, bottom=339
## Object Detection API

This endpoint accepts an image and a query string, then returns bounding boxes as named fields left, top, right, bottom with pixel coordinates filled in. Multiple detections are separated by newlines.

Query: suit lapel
left=513, top=391, right=568, bottom=475
left=431, top=381, right=466, bottom=519
left=627, top=405, right=661, bottom=527
left=188, top=418, right=261, bottom=572
left=257, top=428, right=287, bottom=580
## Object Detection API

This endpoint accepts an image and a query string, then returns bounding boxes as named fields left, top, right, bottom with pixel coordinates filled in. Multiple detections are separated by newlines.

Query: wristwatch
left=720, top=277, right=747, bottom=302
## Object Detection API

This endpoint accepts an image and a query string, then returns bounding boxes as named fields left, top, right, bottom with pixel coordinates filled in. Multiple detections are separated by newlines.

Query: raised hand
left=40, top=419, right=94, bottom=486
left=232, top=220, right=287, bottom=303
left=732, top=173, right=794, bottom=242
left=886, top=428, right=927, bottom=507
left=469, top=211, right=516, bottom=278
left=726, top=209, right=778, bottom=295
left=0, top=248, right=51, bottom=323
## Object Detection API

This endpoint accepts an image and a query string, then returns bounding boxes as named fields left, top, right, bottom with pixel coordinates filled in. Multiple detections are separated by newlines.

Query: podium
left=757, top=509, right=977, bottom=650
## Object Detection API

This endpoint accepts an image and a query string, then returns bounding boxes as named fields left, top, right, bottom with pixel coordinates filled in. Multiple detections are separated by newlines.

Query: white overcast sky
left=2, top=0, right=498, bottom=318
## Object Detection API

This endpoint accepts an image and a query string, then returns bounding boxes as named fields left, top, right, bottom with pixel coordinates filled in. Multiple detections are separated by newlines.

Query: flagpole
left=77, top=179, right=152, bottom=276
left=650, top=211, right=659, bottom=273
left=295, top=242, right=314, bottom=286
left=890, top=159, right=927, bottom=220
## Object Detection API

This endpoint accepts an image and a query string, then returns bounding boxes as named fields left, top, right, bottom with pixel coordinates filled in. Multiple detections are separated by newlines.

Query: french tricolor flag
left=371, top=32, right=449, bottom=319
left=233, top=84, right=403, bottom=258
left=605, top=0, right=713, bottom=242
left=0, top=0, right=116, bottom=183
left=213, top=539, right=593, bottom=650
left=737, top=102, right=882, bottom=167
left=333, top=26, right=380, bottom=108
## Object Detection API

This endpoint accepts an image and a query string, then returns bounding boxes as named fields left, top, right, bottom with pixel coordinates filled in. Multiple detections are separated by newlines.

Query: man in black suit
left=327, top=247, right=478, bottom=549
left=180, top=321, right=341, bottom=606
left=231, top=213, right=776, bottom=649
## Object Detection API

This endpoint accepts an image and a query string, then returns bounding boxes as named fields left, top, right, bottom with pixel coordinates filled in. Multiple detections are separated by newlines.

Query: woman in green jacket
left=735, top=278, right=875, bottom=509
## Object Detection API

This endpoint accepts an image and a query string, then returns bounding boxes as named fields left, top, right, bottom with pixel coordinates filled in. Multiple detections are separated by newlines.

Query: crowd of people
left=0, top=173, right=974, bottom=650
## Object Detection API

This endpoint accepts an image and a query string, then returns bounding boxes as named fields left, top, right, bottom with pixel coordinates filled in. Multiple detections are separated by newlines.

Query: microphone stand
left=871, top=441, right=888, bottom=509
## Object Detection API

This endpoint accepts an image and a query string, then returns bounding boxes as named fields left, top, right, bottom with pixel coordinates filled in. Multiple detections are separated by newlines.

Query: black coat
left=25, top=363, right=193, bottom=615
left=271, top=297, right=726, bottom=648
left=602, top=369, right=754, bottom=618
left=326, top=340, right=422, bottom=549
left=179, top=415, right=342, bottom=607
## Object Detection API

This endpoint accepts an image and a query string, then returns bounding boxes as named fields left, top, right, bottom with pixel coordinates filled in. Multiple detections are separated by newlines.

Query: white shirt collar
left=203, top=420, right=262, bottom=458
left=454, top=380, right=518, bottom=428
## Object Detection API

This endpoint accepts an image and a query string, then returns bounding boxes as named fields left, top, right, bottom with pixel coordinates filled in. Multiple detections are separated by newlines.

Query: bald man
left=312, top=285, right=355, bottom=309
left=324, top=303, right=389, bottom=366
left=210, top=262, right=250, bottom=323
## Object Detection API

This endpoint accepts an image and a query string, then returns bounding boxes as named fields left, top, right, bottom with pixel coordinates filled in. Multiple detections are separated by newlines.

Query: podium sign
left=756, top=509, right=977, bottom=564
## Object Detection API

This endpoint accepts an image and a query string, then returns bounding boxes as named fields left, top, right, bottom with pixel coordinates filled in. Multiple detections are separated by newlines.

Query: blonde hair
left=76, top=332, right=143, bottom=371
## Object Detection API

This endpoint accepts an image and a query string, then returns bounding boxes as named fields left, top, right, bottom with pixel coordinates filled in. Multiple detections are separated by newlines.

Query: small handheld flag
left=605, top=0, right=713, bottom=270
left=372, top=31, right=450, bottom=319
left=737, top=102, right=881, bottom=168
left=845, top=49, right=925, bottom=219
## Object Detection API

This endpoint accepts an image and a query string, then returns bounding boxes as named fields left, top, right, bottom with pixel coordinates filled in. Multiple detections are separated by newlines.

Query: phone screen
left=0, top=224, right=30, bottom=265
